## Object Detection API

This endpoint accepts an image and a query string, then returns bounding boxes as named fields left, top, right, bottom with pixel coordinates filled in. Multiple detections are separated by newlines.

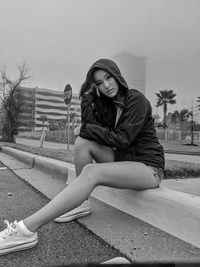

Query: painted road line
left=0, top=167, right=7, bottom=170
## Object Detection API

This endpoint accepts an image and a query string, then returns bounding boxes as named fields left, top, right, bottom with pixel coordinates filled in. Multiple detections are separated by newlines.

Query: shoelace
left=3, top=220, right=17, bottom=237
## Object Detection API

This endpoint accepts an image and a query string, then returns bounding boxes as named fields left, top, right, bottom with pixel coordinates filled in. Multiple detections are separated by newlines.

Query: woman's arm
left=81, top=92, right=116, bottom=128
left=81, top=93, right=101, bottom=125
left=80, top=92, right=150, bottom=149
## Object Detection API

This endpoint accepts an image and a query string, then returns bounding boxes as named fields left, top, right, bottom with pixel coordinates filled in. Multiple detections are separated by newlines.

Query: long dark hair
left=79, top=68, right=98, bottom=97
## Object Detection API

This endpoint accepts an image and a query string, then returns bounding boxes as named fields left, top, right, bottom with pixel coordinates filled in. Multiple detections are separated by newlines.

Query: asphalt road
left=0, top=163, right=124, bottom=267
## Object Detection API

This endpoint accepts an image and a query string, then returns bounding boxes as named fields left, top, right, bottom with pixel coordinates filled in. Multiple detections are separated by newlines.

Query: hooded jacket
left=79, top=59, right=165, bottom=170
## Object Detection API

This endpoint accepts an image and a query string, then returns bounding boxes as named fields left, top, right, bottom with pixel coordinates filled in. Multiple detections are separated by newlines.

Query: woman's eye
left=106, top=74, right=112, bottom=80
left=95, top=82, right=101, bottom=86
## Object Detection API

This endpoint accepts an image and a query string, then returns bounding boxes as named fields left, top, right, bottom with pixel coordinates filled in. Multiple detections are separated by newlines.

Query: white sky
left=0, top=0, right=200, bottom=117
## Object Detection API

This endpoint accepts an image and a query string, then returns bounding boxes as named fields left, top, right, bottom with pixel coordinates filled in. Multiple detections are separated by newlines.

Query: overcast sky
left=0, top=0, right=200, bottom=116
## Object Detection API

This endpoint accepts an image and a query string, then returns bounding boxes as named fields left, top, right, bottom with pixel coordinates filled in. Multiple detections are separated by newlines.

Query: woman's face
left=93, top=69, right=119, bottom=98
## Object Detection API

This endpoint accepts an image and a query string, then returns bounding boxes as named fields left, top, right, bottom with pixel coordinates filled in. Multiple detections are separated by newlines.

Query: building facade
left=113, top=51, right=146, bottom=95
left=20, top=87, right=81, bottom=131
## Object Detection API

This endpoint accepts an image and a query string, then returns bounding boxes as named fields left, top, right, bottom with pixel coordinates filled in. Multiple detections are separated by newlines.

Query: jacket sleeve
left=81, top=94, right=102, bottom=126
left=80, top=93, right=149, bottom=149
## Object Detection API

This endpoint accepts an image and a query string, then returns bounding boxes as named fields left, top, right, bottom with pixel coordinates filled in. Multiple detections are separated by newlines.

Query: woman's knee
left=80, top=163, right=101, bottom=186
left=74, top=136, right=89, bottom=153
left=75, top=136, right=93, bottom=149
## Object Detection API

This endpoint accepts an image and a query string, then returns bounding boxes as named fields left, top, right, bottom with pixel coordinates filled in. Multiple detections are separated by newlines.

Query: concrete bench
left=2, top=146, right=200, bottom=249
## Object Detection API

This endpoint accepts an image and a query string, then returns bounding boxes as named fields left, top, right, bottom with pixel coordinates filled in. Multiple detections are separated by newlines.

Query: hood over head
left=80, top=59, right=129, bottom=100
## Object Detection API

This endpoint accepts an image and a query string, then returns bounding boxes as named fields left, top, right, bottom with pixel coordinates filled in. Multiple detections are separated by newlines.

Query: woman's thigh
left=75, top=136, right=115, bottom=163
left=84, top=161, right=160, bottom=190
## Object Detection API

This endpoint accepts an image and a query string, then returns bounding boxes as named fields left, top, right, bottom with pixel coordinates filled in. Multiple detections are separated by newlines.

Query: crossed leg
left=23, top=137, right=159, bottom=233
left=74, top=136, right=116, bottom=176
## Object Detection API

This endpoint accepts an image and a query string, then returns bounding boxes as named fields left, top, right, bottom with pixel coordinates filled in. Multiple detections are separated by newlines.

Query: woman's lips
left=107, top=89, right=114, bottom=94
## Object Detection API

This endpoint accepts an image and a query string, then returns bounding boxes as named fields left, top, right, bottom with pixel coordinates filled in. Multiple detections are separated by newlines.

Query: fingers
left=84, top=87, right=95, bottom=95
left=74, top=125, right=81, bottom=136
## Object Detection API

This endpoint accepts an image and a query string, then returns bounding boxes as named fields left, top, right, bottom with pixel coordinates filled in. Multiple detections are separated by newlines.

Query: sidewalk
left=16, top=137, right=74, bottom=151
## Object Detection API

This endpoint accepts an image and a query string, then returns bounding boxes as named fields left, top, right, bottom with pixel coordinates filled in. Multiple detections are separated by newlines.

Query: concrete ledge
left=2, top=146, right=37, bottom=167
left=66, top=165, right=200, bottom=249
left=33, top=156, right=69, bottom=182
left=92, top=185, right=200, bottom=249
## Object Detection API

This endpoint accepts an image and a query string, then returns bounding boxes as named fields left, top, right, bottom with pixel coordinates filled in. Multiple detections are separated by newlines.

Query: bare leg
left=74, top=136, right=115, bottom=176
left=23, top=160, right=158, bottom=233
left=23, top=137, right=115, bottom=232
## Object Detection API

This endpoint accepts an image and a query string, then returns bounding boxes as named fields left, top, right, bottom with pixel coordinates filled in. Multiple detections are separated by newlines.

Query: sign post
left=64, top=84, right=72, bottom=151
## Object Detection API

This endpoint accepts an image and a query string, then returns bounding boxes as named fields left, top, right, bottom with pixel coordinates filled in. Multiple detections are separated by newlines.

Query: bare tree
left=0, top=63, right=31, bottom=142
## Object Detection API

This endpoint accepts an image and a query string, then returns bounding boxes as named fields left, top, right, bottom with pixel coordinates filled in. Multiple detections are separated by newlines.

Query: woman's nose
left=104, top=80, right=110, bottom=88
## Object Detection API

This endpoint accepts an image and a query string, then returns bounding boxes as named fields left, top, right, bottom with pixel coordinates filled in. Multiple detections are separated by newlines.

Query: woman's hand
left=84, top=83, right=100, bottom=96
left=73, top=125, right=81, bottom=136
left=84, top=86, right=95, bottom=95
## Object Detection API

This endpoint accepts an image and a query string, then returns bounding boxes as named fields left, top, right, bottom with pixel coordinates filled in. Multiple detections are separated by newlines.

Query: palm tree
left=155, top=90, right=176, bottom=128
left=197, top=97, right=200, bottom=110
left=171, top=110, right=180, bottom=130
left=180, top=108, right=191, bottom=127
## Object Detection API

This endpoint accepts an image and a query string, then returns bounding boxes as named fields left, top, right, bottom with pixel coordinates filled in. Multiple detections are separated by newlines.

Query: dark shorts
left=147, top=165, right=164, bottom=186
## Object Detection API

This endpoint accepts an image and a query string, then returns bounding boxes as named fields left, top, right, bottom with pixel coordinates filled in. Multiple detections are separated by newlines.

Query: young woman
left=0, top=59, right=164, bottom=255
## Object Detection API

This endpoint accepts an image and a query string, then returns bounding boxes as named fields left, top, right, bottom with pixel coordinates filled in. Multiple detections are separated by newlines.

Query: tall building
left=20, top=87, right=81, bottom=131
left=113, top=51, right=146, bottom=95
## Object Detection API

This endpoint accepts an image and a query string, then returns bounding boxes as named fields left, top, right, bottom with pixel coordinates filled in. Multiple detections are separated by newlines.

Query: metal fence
left=46, top=129, right=76, bottom=144
left=17, top=128, right=200, bottom=146
left=156, top=129, right=200, bottom=142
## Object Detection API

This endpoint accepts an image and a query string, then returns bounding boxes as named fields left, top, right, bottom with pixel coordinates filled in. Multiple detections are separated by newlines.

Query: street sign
left=64, top=84, right=72, bottom=105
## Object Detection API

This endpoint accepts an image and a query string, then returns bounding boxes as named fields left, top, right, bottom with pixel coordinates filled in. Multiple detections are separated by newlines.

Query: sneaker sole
left=0, top=238, right=38, bottom=256
left=54, top=210, right=91, bottom=223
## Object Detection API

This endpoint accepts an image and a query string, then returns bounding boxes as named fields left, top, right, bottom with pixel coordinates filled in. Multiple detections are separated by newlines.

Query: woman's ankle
left=22, top=218, right=39, bottom=233
left=18, top=220, right=37, bottom=234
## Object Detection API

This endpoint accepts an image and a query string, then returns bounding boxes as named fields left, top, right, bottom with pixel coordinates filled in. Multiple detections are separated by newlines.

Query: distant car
left=185, top=136, right=191, bottom=141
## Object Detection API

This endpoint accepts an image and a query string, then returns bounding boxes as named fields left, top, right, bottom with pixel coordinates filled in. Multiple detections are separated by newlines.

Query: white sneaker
left=0, top=220, right=38, bottom=256
left=54, top=200, right=91, bottom=223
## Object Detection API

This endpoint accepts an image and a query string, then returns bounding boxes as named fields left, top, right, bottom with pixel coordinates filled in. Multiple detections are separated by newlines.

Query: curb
left=33, top=156, right=69, bottom=182
left=2, top=146, right=69, bottom=182
left=2, top=146, right=36, bottom=167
